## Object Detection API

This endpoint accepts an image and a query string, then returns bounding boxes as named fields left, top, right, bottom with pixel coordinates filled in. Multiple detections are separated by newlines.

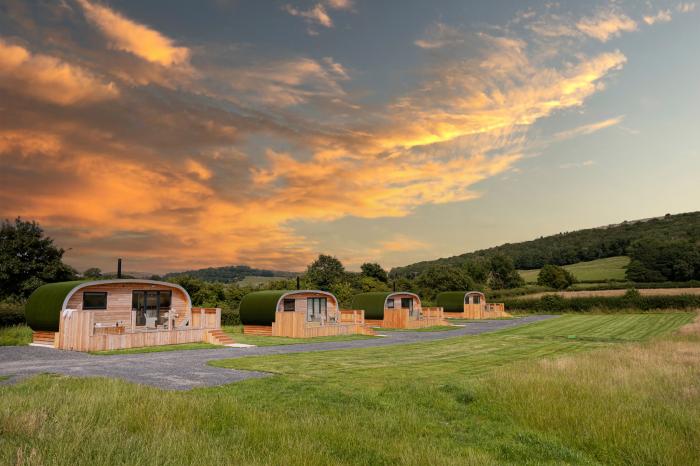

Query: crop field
left=518, top=256, right=630, bottom=283
left=1, top=312, right=698, bottom=465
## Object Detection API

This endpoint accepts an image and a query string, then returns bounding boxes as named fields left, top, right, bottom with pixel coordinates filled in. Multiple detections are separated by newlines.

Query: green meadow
left=2, top=312, right=699, bottom=465
left=518, top=256, right=631, bottom=283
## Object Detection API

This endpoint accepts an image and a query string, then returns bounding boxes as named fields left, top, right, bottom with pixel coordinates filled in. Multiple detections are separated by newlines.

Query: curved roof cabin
left=351, top=291, right=444, bottom=329
left=436, top=291, right=509, bottom=319
left=25, top=280, right=224, bottom=351
left=240, top=290, right=370, bottom=338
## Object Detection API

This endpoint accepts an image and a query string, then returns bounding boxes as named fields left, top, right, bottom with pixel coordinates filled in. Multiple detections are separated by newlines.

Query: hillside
left=391, top=211, right=700, bottom=278
left=163, top=265, right=297, bottom=283
left=518, top=256, right=630, bottom=283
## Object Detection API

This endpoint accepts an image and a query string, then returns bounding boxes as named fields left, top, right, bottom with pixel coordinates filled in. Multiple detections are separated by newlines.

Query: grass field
left=1, top=312, right=697, bottom=465
left=518, top=255, right=630, bottom=283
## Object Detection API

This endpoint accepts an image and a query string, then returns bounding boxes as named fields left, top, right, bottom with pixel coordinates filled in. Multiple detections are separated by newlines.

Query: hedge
left=0, top=301, right=25, bottom=327
left=504, top=292, right=700, bottom=313
left=220, top=308, right=240, bottom=326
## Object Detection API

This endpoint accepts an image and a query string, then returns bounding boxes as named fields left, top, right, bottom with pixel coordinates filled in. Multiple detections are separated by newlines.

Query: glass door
left=401, top=298, right=416, bottom=318
left=132, top=291, right=171, bottom=327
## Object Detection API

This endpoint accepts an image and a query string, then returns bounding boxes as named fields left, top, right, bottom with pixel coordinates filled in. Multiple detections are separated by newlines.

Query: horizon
left=1, top=0, right=699, bottom=274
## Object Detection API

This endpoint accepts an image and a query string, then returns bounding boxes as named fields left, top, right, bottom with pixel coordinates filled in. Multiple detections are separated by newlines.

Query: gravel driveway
left=0, top=315, right=556, bottom=390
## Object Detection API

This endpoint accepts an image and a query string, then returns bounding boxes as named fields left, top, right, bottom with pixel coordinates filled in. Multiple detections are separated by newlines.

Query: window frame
left=386, top=298, right=394, bottom=309
left=83, top=291, right=108, bottom=310
left=283, top=298, right=296, bottom=312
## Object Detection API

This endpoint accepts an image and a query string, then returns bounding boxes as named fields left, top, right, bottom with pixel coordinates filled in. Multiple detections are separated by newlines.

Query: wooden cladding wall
left=56, top=307, right=220, bottom=352
left=444, top=302, right=510, bottom=320
left=275, top=292, right=340, bottom=320
left=271, top=310, right=372, bottom=338
left=381, top=307, right=446, bottom=329
left=66, top=283, right=189, bottom=314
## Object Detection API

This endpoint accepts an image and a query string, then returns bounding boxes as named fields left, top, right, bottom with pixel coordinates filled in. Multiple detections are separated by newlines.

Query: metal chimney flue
left=393, top=280, right=396, bottom=292
left=117, top=258, right=122, bottom=279
left=296, top=276, right=300, bottom=290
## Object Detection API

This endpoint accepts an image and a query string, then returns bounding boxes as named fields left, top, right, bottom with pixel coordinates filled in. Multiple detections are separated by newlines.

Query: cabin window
left=401, top=298, right=413, bottom=311
left=307, top=297, right=327, bottom=321
left=132, top=290, right=172, bottom=326
left=386, top=298, right=394, bottom=309
left=83, top=292, right=107, bottom=310
left=472, top=295, right=481, bottom=304
left=283, top=299, right=296, bottom=311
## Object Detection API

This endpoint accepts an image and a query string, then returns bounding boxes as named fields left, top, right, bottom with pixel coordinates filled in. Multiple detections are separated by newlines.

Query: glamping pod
left=350, top=291, right=446, bottom=329
left=25, top=280, right=226, bottom=351
left=436, top=291, right=510, bottom=319
left=240, top=290, right=372, bottom=338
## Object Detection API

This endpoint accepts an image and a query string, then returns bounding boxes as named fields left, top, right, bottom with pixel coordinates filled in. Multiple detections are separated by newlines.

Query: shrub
left=220, top=308, right=240, bottom=326
left=0, top=300, right=25, bottom=327
left=537, top=264, right=576, bottom=289
left=503, top=293, right=700, bottom=313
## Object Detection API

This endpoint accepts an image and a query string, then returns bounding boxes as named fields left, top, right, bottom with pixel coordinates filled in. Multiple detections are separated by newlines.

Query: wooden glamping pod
left=25, top=279, right=230, bottom=351
left=240, top=290, right=373, bottom=338
left=437, top=291, right=510, bottom=319
left=350, top=292, right=445, bottom=329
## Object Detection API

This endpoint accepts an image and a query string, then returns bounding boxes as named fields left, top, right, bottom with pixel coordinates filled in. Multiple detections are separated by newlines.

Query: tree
left=360, top=262, right=388, bottom=283
left=0, top=218, right=77, bottom=299
left=536, top=264, right=576, bottom=289
left=415, top=265, right=475, bottom=301
left=304, top=254, right=345, bottom=290
left=626, top=238, right=700, bottom=282
left=83, top=267, right=102, bottom=279
left=488, top=254, right=524, bottom=289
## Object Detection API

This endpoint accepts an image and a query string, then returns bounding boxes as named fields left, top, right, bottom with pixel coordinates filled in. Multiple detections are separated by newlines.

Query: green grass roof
left=239, top=290, right=290, bottom=326
left=25, top=281, right=87, bottom=331
left=351, top=292, right=398, bottom=320
left=436, top=292, right=468, bottom=313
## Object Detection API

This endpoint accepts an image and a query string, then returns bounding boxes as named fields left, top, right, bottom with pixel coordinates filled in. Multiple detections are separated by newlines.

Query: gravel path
left=0, top=315, right=556, bottom=390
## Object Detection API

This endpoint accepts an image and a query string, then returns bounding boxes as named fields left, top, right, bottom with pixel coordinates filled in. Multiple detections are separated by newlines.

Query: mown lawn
left=222, top=325, right=377, bottom=346
left=519, top=255, right=630, bottom=283
left=0, top=313, right=697, bottom=465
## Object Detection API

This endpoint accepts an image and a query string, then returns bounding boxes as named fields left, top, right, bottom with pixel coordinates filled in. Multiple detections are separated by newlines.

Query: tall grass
left=0, top=325, right=32, bottom=346
left=0, top=313, right=697, bottom=465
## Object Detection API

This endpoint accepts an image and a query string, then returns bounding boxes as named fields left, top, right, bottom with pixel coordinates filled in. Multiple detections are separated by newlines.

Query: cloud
left=575, top=9, right=638, bottom=41
left=0, top=3, right=632, bottom=272
left=284, top=4, right=333, bottom=28
left=677, top=3, right=696, bottom=13
left=414, top=22, right=465, bottom=49
left=77, top=0, right=190, bottom=66
left=0, top=39, right=118, bottom=105
left=643, top=10, right=673, bottom=25
left=326, top=0, right=353, bottom=10
left=553, top=116, right=624, bottom=141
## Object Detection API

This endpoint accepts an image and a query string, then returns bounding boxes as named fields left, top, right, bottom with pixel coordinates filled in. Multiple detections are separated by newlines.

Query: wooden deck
left=368, top=307, right=447, bottom=329
left=56, top=307, right=221, bottom=352
left=444, top=303, right=510, bottom=320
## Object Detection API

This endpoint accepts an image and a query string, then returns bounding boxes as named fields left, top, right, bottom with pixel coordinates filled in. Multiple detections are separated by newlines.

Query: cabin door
left=401, top=298, right=416, bottom=318
left=132, top=291, right=171, bottom=327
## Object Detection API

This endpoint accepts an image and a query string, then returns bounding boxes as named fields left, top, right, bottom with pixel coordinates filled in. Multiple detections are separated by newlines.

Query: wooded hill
left=163, top=265, right=297, bottom=283
left=390, top=211, right=700, bottom=278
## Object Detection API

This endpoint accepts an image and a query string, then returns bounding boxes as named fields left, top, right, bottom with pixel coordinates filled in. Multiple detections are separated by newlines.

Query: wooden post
left=131, top=310, right=136, bottom=332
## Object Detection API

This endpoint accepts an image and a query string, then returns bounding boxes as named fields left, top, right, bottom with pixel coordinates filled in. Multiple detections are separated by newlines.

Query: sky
left=0, top=0, right=698, bottom=274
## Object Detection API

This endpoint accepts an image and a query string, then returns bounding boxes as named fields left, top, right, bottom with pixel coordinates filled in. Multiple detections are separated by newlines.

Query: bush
left=537, top=264, right=576, bottom=289
left=220, top=308, right=240, bottom=326
left=0, top=300, right=25, bottom=327
left=503, top=293, right=700, bottom=313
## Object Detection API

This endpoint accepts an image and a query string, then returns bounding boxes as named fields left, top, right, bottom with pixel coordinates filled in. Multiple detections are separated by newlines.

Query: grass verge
left=0, top=313, right=696, bottom=465
left=377, top=325, right=460, bottom=332
left=222, top=325, right=377, bottom=346
left=0, top=325, right=32, bottom=346
left=90, top=342, right=221, bottom=355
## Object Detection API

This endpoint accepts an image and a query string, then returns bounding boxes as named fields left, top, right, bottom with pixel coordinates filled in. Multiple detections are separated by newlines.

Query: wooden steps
left=243, top=325, right=273, bottom=336
left=207, top=329, right=236, bottom=345
left=32, top=331, right=56, bottom=347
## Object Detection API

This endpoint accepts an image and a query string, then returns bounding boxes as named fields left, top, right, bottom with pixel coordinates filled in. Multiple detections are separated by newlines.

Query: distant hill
left=390, top=211, right=700, bottom=278
left=163, top=265, right=298, bottom=283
